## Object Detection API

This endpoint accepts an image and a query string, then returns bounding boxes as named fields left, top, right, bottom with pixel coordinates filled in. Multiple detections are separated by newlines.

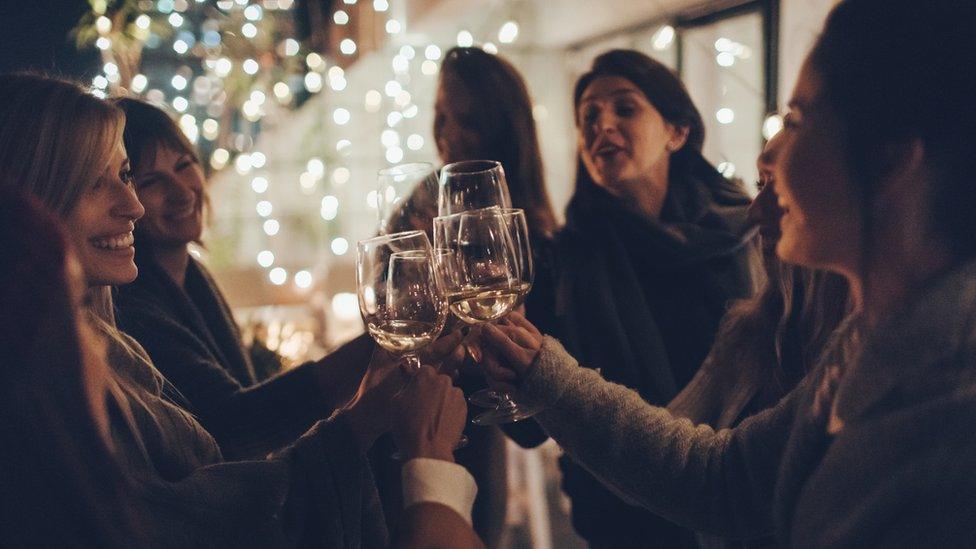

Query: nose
left=595, top=109, right=619, bottom=134
left=757, top=128, right=784, bottom=173
left=113, top=182, right=145, bottom=222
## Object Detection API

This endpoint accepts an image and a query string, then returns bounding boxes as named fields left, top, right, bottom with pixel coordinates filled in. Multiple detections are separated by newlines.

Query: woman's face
left=773, top=60, right=862, bottom=275
left=64, top=141, right=145, bottom=287
left=576, top=76, right=686, bottom=197
left=434, top=73, right=483, bottom=163
left=750, top=130, right=786, bottom=258
left=133, top=145, right=205, bottom=248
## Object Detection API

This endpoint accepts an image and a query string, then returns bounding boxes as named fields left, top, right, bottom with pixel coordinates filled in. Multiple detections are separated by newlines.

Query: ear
left=667, top=125, right=691, bottom=152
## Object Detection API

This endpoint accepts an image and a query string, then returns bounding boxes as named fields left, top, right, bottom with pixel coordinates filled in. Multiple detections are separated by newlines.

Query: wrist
left=400, top=442, right=455, bottom=463
left=342, top=399, right=384, bottom=452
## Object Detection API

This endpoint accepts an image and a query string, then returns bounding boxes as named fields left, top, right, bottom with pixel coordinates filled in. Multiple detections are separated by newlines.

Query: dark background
left=0, top=0, right=98, bottom=77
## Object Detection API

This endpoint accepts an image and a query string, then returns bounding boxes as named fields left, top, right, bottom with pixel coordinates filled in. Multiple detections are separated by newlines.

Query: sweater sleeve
left=119, top=298, right=373, bottom=458
left=130, top=415, right=387, bottom=548
left=516, top=336, right=803, bottom=539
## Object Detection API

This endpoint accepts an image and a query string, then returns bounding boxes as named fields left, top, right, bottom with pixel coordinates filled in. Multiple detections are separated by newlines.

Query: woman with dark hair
left=112, top=97, right=378, bottom=459
left=506, top=49, right=754, bottom=547
left=480, top=0, right=976, bottom=545
left=0, top=189, right=143, bottom=548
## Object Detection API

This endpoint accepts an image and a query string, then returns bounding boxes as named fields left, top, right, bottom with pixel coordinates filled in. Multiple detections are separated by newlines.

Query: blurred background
left=0, top=0, right=837, bottom=545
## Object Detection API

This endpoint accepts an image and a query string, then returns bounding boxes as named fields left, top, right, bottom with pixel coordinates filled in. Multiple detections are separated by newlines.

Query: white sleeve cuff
left=401, top=458, right=478, bottom=525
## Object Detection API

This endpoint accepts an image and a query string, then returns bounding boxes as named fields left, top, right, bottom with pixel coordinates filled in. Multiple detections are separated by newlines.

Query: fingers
left=426, top=329, right=464, bottom=360
left=482, top=323, right=531, bottom=367
left=503, top=311, right=542, bottom=338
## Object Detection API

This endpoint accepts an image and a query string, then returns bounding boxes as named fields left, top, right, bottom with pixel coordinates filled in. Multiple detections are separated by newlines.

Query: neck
left=856, top=243, right=955, bottom=330
left=152, top=243, right=191, bottom=287
left=620, top=156, right=670, bottom=220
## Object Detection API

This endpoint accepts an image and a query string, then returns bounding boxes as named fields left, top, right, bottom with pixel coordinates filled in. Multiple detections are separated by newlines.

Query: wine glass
left=376, top=162, right=439, bottom=235
left=434, top=208, right=539, bottom=424
left=437, top=160, right=512, bottom=218
left=357, top=231, right=447, bottom=371
left=468, top=208, right=535, bottom=409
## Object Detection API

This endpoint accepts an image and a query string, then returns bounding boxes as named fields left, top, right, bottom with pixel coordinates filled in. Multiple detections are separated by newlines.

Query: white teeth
left=91, top=232, right=134, bottom=250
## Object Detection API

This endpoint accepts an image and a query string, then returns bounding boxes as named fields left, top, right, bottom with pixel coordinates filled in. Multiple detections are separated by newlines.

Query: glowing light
left=715, top=38, right=734, bottom=52
left=136, top=14, right=151, bottom=29
left=384, top=80, right=402, bottom=97
left=395, top=91, right=411, bottom=107
left=284, top=38, right=300, bottom=56
left=257, top=250, right=275, bottom=267
left=330, top=237, right=349, bottom=256
left=294, top=270, right=313, bottom=289
left=251, top=152, right=267, bottom=168
left=244, top=4, right=263, bottom=20
left=93, top=75, right=109, bottom=90
left=652, top=25, right=675, bottom=51
left=96, top=15, right=112, bottom=34
left=306, top=52, right=325, bottom=70
left=235, top=153, right=253, bottom=174
left=131, top=74, right=148, bottom=93
left=407, top=134, right=424, bottom=150
left=403, top=104, right=419, bottom=118
left=334, top=10, right=348, bottom=24
left=340, top=38, right=357, bottom=55
left=333, top=108, right=351, bottom=125
left=269, top=267, right=287, bottom=285
left=263, top=219, right=280, bottom=235
left=483, top=42, right=497, bottom=54
left=304, top=72, right=323, bottom=92
left=329, top=76, right=347, bottom=91
left=425, top=45, right=441, bottom=60
left=251, top=176, right=269, bottom=193
left=250, top=90, right=267, bottom=106
left=215, top=57, right=232, bottom=77
left=498, top=21, right=518, bottom=43
left=332, top=292, right=359, bottom=320
left=399, top=45, right=416, bottom=59
left=533, top=104, right=549, bottom=121
left=336, top=139, right=352, bottom=154
left=173, top=39, right=189, bottom=54
left=274, top=82, right=291, bottom=100
left=211, top=148, right=229, bottom=170
left=300, top=172, right=317, bottom=189
left=381, top=129, right=399, bottom=148
left=386, top=111, right=403, bottom=127
left=457, top=30, right=473, bottom=47
left=366, top=190, right=379, bottom=209
left=168, top=12, right=184, bottom=27
left=385, top=146, right=404, bottom=164
left=364, top=90, right=382, bottom=112
left=242, top=101, right=261, bottom=121
left=171, top=74, right=187, bottom=90
left=343, top=0, right=357, bottom=3
left=392, top=55, right=409, bottom=74
left=320, top=195, right=339, bottom=220
left=762, top=114, right=784, bottom=139
left=96, top=37, right=112, bottom=50
left=102, top=63, right=117, bottom=76
left=201, top=118, right=218, bottom=140
left=373, top=0, right=389, bottom=11
left=716, top=108, right=735, bottom=124
left=421, top=60, right=438, bottom=75
left=332, top=167, right=350, bottom=185
left=716, top=52, right=735, bottom=67
left=307, top=158, right=325, bottom=176
left=172, top=96, right=189, bottom=112
left=242, top=23, right=258, bottom=38
left=717, top=162, right=737, bottom=178
left=256, top=200, right=273, bottom=217
left=242, top=58, right=259, bottom=75
left=385, top=19, right=401, bottom=34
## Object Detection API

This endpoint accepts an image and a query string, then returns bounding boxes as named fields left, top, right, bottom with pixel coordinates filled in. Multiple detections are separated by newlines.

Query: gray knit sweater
left=515, top=258, right=976, bottom=546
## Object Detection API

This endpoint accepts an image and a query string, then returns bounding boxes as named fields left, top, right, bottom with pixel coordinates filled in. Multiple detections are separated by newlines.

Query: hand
left=342, top=348, right=409, bottom=451
left=418, top=329, right=466, bottom=379
left=478, top=311, right=543, bottom=387
left=392, top=365, right=467, bottom=462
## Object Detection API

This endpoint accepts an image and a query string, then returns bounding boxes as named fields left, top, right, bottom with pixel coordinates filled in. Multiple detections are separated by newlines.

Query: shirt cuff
left=401, top=458, right=478, bottom=525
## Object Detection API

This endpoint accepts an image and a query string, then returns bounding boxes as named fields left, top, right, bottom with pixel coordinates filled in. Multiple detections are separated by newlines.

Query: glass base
left=471, top=400, right=541, bottom=426
left=468, top=388, right=501, bottom=408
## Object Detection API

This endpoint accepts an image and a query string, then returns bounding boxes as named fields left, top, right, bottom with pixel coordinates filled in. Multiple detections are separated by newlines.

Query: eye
left=783, top=111, right=801, bottom=130
left=120, top=168, right=135, bottom=186
left=614, top=101, right=636, bottom=117
left=581, top=106, right=599, bottom=125
left=176, top=158, right=195, bottom=172
left=755, top=179, right=766, bottom=193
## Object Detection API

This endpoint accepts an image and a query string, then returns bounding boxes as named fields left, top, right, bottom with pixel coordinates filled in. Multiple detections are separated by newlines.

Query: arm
left=481, top=316, right=804, bottom=539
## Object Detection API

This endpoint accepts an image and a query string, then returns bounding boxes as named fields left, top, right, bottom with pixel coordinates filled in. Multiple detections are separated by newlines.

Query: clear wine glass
left=433, top=208, right=539, bottom=425
left=437, top=160, right=512, bottom=218
left=468, top=208, right=536, bottom=410
left=376, top=162, right=439, bottom=235
left=357, top=231, right=446, bottom=370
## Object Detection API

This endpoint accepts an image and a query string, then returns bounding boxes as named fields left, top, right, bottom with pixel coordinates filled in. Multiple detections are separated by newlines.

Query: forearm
left=308, top=333, right=375, bottom=411
left=518, top=337, right=795, bottom=537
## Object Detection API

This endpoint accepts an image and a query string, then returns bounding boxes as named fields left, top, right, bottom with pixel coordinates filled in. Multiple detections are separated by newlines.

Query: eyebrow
left=579, top=88, right=643, bottom=104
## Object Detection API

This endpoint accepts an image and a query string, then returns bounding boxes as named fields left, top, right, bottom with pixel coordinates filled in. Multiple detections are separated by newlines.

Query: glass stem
left=496, top=393, right=519, bottom=411
left=402, top=352, right=422, bottom=371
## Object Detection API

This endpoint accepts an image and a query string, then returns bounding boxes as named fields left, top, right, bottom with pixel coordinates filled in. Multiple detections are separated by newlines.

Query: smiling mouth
left=90, top=232, right=134, bottom=250
left=594, top=145, right=624, bottom=157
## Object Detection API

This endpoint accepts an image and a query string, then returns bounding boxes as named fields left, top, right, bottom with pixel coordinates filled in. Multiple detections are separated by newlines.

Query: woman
left=481, top=0, right=976, bottom=545
left=0, top=189, right=143, bottom=548
left=113, top=98, right=375, bottom=459
left=511, top=49, right=754, bottom=547
left=0, top=72, right=469, bottom=547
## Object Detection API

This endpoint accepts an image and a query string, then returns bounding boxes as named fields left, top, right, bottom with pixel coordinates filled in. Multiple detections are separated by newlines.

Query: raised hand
left=392, top=366, right=467, bottom=462
left=478, top=311, right=544, bottom=386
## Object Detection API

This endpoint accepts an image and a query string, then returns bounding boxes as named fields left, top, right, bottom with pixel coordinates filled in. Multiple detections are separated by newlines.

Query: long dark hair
left=810, top=0, right=976, bottom=264
left=571, top=49, right=744, bottom=207
left=438, top=47, right=558, bottom=237
left=0, top=189, right=143, bottom=547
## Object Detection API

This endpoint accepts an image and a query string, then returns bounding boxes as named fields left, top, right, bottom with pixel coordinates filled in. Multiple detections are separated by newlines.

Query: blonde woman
left=0, top=72, right=473, bottom=547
